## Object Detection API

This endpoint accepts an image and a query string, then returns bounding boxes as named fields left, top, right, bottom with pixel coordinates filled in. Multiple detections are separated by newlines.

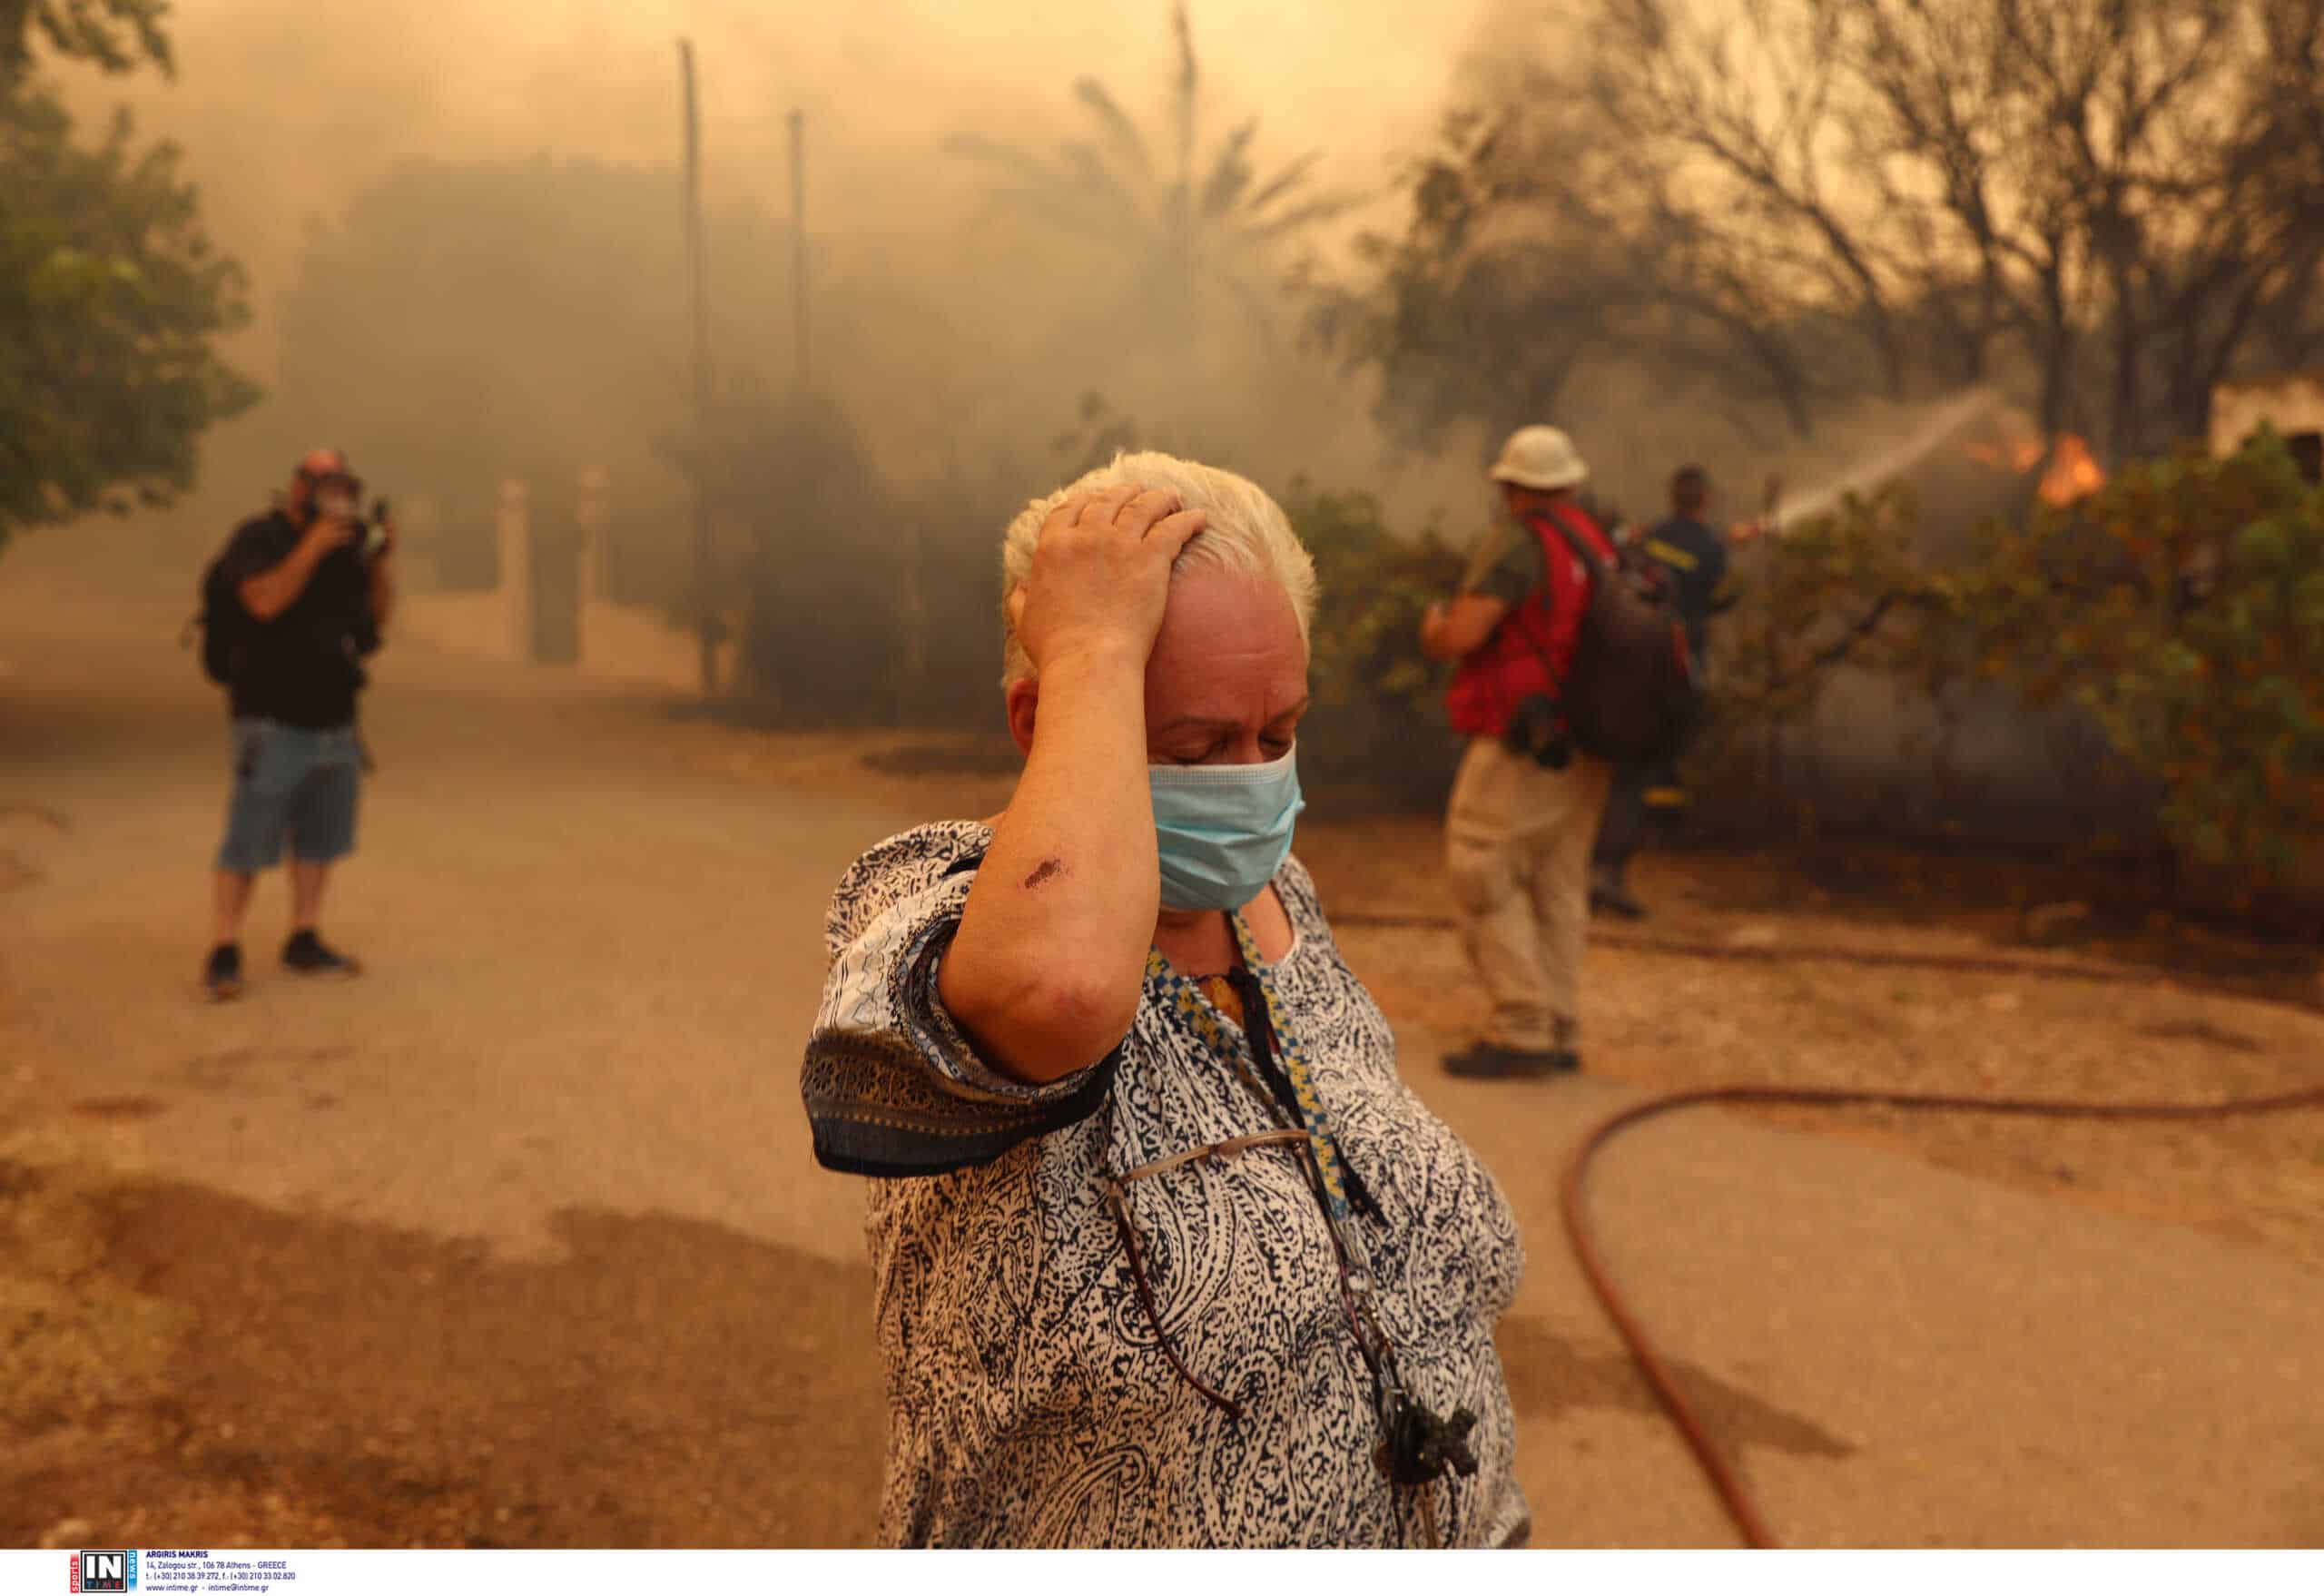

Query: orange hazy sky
left=64, top=0, right=1507, bottom=346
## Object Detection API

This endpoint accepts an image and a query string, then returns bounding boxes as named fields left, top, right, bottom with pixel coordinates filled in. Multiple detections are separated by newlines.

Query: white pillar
left=496, top=478, right=531, bottom=662
left=900, top=519, right=925, bottom=708
left=575, top=465, right=611, bottom=669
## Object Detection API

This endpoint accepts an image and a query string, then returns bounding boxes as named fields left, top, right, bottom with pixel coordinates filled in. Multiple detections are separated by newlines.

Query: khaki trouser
left=1443, top=736, right=1613, bottom=1052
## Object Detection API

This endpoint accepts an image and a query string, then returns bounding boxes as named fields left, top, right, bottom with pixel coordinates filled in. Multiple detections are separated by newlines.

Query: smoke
left=44, top=0, right=1508, bottom=552
left=26, top=0, right=2075, bottom=594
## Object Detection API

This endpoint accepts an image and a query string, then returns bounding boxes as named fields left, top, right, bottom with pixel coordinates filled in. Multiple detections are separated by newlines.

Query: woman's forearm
left=941, top=645, right=1158, bottom=1081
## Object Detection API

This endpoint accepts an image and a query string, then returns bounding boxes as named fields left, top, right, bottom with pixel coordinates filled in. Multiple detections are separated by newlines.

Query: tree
left=691, top=369, right=902, bottom=720
left=0, top=0, right=170, bottom=83
left=942, top=1, right=1360, bottom=358
left=1709, top=429, right=2324, bottom=921
left=1956, top=430, right=2324, bottom=893
left=271, top=155, right=812, bottom=583
left=0, top=0, right=257, bottom=550
left=1587, top=0, right=2324, bottom=461
left=1307, top=86, right=1846, bottom=463
left=1324, top=0, right=2324, bottom=469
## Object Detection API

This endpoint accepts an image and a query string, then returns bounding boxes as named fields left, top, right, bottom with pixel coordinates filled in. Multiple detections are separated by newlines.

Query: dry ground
left=1294, top=815, right=2324, bottom=1276
left=4, top=565, right=2319, bottom=1549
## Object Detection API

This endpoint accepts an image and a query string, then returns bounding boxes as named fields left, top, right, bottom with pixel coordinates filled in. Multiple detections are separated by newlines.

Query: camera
left=1502, top=695, right=1573, bottom=770
left=362, top=497, right=392, bottom=557
left=1377, top=1392, right=1480, bottom=1485
left=303, top=472, right=390, bottom=556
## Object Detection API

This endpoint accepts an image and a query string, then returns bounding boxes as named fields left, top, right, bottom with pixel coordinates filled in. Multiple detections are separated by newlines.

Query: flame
left=2038, top=434, right=2106, bottom=506
left=1965, top=436, right=2049, bottom=473
left=1962, top=427, right=2106, bottom=503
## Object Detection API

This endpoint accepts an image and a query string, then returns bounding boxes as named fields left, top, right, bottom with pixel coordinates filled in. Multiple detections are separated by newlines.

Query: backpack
left=1533, top=505, right=1699, bottom=764
left=189, top=547, right=251, bottom=686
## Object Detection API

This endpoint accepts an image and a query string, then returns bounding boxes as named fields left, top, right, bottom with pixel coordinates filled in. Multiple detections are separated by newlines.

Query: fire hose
left=1333, top=911, right=2324, bottom=1549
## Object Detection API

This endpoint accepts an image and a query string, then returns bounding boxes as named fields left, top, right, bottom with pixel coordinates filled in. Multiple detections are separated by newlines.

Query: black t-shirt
left=216, top=509, right=380, bottom=729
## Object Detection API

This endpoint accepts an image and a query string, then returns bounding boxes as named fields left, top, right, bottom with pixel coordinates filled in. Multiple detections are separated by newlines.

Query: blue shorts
left=216, top=717, right=363, bottom=874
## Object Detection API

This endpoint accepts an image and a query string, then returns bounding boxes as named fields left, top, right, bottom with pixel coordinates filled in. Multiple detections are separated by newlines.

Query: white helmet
left=1489, top=425, right=1589, bottom=491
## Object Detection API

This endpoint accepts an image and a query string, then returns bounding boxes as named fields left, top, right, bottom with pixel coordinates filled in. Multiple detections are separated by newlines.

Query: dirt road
left=3, top=547, right=2318, bottom=1548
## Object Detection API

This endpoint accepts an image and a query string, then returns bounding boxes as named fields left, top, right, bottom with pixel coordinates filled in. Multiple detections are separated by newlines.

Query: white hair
left=999, top=450, right=1318, bottom=687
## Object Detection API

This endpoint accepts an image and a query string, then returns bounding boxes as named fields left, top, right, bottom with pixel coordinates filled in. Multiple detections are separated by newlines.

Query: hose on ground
left=1331, top=908, right=2324, bottom=1548
left=1560, top=1079, right=2324, bottom=1550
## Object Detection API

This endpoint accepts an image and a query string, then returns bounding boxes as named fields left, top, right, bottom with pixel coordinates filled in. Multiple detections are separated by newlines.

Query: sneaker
left=1443, top=1041, right=1580, bottom=1079
left=281, top=929, right=361, bottom=976
left=203, top=943, right=243, bottom=1001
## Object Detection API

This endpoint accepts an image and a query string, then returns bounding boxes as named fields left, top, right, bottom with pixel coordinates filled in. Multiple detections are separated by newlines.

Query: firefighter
left=1589, top=464, right=1748, bottom=919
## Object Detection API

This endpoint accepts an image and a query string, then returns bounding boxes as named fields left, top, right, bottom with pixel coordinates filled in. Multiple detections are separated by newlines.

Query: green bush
left=1712, top=481, right=1934, bottom=728
left=1708, top=429, right=2324, bottom=910
left=1285, top=482, right=1467, bottom=805
left=1955, top=430, right=2324, bottom=887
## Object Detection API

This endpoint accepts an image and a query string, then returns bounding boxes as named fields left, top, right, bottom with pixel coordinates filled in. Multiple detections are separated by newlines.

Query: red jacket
left=1445, top=502, right=1616, bottom=739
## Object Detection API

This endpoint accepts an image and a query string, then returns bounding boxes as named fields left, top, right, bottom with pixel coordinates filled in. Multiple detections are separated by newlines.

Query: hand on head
left=1009, top=485, right=1207, bottom=675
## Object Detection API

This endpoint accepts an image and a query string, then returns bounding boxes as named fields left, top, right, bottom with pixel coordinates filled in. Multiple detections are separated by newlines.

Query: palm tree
left=943, top=1, right=1361, bottom=350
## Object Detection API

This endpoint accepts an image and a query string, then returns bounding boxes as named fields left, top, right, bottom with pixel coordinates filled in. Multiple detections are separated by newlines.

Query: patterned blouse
left=800, top=821, right=1529, bottom=1548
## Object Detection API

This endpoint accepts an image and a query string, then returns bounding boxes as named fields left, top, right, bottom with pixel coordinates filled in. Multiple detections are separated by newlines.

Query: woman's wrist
left=1034, top=636, right=1149, bottom=685
left=1024, top=648, right=1149, bottom=759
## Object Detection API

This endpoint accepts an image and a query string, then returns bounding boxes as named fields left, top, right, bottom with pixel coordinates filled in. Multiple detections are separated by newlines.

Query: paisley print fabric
left=801, top=821, right=1530, bottom=1548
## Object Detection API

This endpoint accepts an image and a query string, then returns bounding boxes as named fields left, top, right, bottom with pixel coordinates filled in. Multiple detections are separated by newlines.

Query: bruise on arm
left=1021, top=857, right=1069, bottom=890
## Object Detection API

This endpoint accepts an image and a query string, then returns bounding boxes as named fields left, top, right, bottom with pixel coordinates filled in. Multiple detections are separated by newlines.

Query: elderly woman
left=800, top=454, right=1528, bottom=1548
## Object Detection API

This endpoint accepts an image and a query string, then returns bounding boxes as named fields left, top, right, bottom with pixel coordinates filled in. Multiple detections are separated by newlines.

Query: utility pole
left=899, top=517, right=925, bottom=724
left=679, top=38, right=715, bottom=698
left=789, top=107, right=808, bottom=392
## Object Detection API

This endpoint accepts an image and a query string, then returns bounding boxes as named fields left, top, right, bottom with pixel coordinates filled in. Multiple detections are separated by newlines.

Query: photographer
left=201, top=448, right=394, bottom=1000
left=1418, top=427, right=1618, bottom=1079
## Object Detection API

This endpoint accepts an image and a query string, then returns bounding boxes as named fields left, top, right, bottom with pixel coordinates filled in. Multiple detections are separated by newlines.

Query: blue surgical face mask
left=1148, top=746, right=1305, bottom=912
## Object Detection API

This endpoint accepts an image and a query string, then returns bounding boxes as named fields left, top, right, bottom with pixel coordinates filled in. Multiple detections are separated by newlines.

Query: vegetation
left=1709, top=429, right=2324, bottom=915
left=1287, top=483, right=1466, bottom=802
left=1286, top=0, right=2324, bottom=918
left=272, top=155, right=812, bottom=583
left=0, top=0, right=257, bottom=552
left=943, top=0, right=1360, bottom=407
left=1963, top=432, right=2323, bottom=886
left=146, top=0, right=2324, bottom=923
left=1316, top=0, right=2324, bottom=468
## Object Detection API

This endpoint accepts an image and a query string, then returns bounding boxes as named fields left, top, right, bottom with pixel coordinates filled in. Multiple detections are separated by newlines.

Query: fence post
left=679, top=38, right=715, bottom=698
left=898, top=519, right=926, bottom=724
left=576, top=464, right=611, bottom=668
left=496, top=478, right=531, bottom=662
